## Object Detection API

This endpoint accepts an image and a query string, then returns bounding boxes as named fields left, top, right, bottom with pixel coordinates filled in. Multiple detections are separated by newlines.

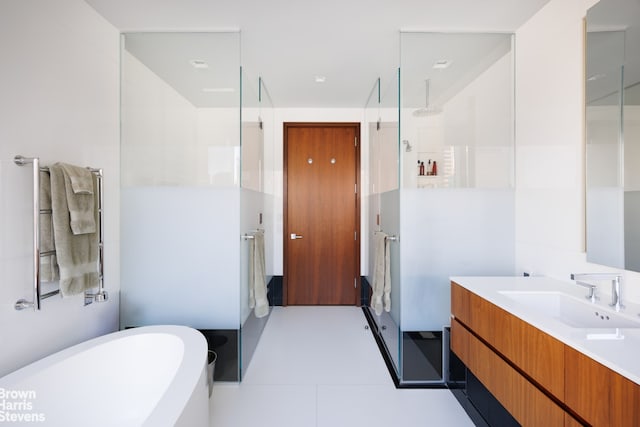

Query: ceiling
left=86, top=0, right=551, bottom=108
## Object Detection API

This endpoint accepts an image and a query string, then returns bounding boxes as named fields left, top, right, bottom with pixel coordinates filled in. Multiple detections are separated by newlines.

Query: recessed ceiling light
left=190, top=59, right=209, bottom=69
left=433, top=59, right=452, bottom=70
left=315, top=75, right=326, bottom=83
left=202, top=87, right=235, bottom=93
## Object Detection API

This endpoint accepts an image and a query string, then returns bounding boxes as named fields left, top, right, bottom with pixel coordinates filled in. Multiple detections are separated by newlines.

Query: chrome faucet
left=573, top=279, right=598, bottom=303
left=570, top=273, right=624, bottom=312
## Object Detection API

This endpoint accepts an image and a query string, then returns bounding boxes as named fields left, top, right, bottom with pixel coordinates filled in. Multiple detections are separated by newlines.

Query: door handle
left=290, top=233, right=303, bottom=240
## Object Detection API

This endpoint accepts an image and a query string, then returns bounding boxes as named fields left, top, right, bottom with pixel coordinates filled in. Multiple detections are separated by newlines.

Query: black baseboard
left=450, top=389, right=491, bottom=427
left=361, top=276, right=371, bottom=306
left=270, top=275, right=368, bottom=306
left=268, top=276, right=283, bottom=306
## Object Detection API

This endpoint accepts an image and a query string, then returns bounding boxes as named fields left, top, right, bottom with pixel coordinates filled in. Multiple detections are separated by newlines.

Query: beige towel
left=58, top=163, right=96, bottom=235
left=49, top=164, right=99, bottom=297
left=371, top=231, right=391, bottom=316
left=249, top=230, right=269, bottom=318
left=39, top=171, right=59, bottom=282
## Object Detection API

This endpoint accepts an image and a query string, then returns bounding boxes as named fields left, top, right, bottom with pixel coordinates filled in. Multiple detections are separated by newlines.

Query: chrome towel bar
left=242, top=229, right=264, bottom=240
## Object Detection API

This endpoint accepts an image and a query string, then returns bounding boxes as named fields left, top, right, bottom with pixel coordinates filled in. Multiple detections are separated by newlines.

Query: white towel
left=249, top=230, right=269, bottom=318
left=371, top=231, right=391, bottom=316
left=49, top=164, right=99, bottom=297
left=58, top=163, right=96, bottom=235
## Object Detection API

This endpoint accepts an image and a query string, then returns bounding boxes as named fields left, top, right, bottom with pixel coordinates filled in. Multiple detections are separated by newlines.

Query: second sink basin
left=498, top=290, right=640, bottom=329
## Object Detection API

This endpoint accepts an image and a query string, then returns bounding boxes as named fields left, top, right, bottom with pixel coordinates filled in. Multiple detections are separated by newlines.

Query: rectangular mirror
left=585, top=0, right=640, bottom=271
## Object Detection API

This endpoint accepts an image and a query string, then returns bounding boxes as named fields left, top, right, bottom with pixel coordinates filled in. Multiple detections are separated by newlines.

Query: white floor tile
left=242, top=307, right=391, bottom=386
left=209, top=306, right=474, bottom=427
left=317, top=385, right=475, bottom=427
left=210, top=383, right=316, bottom=427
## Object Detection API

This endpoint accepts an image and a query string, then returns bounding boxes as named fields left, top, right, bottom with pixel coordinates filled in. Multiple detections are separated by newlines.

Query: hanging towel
left=49, top=164, right=99, bottom=297
left=58, top=163, right=96, bottom=235
left=249, top=230, right=269, bottom=318
left=39, top=170, right=59, bottom=282
left=371, top=231, right=391, bottom=316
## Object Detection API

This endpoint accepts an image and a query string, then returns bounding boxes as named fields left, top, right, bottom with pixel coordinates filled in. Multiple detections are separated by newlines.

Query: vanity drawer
left=452, top=319, right=569, bottom=426
left=451, top=281, right=565, bottom=399
left=565, top=346, right=640, bottom=427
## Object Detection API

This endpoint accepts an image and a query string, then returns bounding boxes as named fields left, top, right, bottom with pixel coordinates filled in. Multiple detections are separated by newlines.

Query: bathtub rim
left=0, top=324, right=208, bottom=426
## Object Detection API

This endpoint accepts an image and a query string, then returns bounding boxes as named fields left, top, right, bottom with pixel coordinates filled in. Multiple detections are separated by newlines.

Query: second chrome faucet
left=570, top=273, right=624, bottom=312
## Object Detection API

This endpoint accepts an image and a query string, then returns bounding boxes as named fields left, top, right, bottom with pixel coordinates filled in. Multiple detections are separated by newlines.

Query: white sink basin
left=498, top=290, right=640, bottom=329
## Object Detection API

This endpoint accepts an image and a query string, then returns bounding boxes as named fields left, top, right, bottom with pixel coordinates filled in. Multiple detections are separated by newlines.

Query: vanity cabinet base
left=451, top=280, right=640, bottom=427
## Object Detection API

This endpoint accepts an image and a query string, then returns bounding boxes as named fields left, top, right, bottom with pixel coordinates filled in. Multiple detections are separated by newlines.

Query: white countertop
left=450, top=276, right=640, bottom=386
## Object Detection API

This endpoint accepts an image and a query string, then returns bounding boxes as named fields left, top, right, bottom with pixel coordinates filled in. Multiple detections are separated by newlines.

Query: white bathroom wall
left=514, top=0, right=640, bottom=302
left=444, top=52, right=514, bottom=188
left=121, top=51, right=199, bottom=186
left=197, top=108, right=241, bottom=187
left=0, top=0, right=120, bottom=376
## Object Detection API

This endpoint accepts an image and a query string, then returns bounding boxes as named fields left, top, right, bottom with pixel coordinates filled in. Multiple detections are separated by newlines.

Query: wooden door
left=284, top=123, right=360, bottom=305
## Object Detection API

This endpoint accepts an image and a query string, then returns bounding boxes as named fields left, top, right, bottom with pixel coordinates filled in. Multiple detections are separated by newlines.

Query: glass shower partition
left=239, top=70, right=275, bottom=379
left=398, top=32, right=515, bottom=385
left=120, top=32, right=244, bottom=381
left=364, top=71, right=402, bottom=377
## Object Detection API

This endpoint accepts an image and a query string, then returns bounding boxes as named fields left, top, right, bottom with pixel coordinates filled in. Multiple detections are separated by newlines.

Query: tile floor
left=209, top=306, right=475, bottom=427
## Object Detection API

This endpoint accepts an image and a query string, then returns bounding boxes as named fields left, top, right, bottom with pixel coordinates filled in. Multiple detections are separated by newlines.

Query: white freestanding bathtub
left=0, top=325, right=209, bottom=427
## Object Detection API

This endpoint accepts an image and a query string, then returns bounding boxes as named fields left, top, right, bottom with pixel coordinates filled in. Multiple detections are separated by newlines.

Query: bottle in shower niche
left=427, top=160, right=432, bottom=176
left=419, top=161, right=425, bottom=176
left=432, top=161, right=438, bottom=176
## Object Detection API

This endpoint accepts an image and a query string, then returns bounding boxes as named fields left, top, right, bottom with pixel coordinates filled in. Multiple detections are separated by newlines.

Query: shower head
left=413, top=78, right=442, bottom=117
left=402, top=140, right=412, bottom=152
left=412, top=106, right=443, bottom=117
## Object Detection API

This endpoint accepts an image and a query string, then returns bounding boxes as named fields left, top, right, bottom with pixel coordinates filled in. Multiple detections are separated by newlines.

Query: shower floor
left=209, top=306, right=474, bottom=427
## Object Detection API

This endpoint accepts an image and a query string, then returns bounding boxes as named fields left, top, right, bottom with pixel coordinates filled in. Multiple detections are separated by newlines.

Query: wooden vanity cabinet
left=565, top=346, right=640, bottom=427
left=451, top=319, right=567, bottom=426
left=451, top=281, right=565, bottom=399
left=451, top=280, right=640, bottom=427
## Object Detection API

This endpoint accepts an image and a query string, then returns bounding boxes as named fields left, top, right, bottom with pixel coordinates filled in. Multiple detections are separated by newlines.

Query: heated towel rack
left=14, top=155, right=107, bottom=311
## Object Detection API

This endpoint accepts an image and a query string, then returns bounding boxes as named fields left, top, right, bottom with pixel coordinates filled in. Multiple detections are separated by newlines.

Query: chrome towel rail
left=242, top=229, right=264, bottom=240
left=374, top=230, right=398, bottom=242
left=14, top=156, right=42, bottom=310
left=14, top=155, right=107, bottom=311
